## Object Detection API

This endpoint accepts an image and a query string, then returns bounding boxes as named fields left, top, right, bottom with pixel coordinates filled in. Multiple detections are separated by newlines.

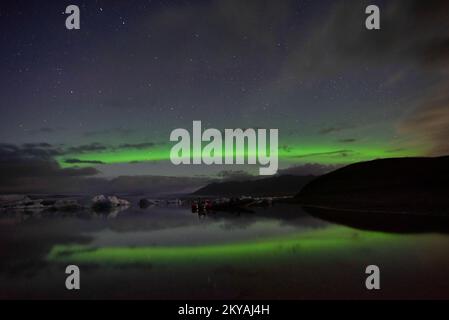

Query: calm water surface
left=1, top=199, right=449, bottom=299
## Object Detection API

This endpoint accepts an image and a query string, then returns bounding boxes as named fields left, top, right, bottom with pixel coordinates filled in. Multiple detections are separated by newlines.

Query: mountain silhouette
left=192, top=175, right=315, bottom=197
left=296, top=156, right=449, bottom=214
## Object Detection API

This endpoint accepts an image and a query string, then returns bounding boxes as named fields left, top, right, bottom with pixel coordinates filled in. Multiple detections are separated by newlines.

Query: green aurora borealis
left=47, top=226, right=407, bottom=266
left=57, top=142, right=421, bottom=170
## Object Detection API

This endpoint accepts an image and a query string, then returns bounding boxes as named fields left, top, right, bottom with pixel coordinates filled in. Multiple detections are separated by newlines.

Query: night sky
left=1, top=0, right=449, bottom=193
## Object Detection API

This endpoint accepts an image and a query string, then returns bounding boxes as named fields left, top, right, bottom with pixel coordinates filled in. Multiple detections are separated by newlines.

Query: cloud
left=390, top=1, right=449, bottom=155
left=386, top=148, right=405, bottom=154
left=51, top=141, right=164, bottom=158
left=117, top=142, right=158, bottom=150
left=292, top=150, right=353, bottom=159
left=138, top=0, right=449, bottom=156
left=0, top=143, right=63, bottom=159
left=64, top=159, right=105, bottom=165
left=319, top=126, right=353, bottom=135
left=298, top=0, right=448, bottom=155
left=399, top=88, right=449, bottom=155
left=338, top=138, right=357, bottom=143
left=282, top=0, right=449, bottom=81
left=0, top=144, right=101, bottom=194
left=65, top=143, right=108, bottom=154
left=0, top=143, right=210, bottom=194
left=22, top=142, right=53, bottom=149
left=62, top=142, right=163, bottom=155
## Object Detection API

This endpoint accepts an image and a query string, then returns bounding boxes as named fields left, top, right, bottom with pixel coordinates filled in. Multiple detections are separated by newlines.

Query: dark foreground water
left=1, top=200, right=449, bottom=299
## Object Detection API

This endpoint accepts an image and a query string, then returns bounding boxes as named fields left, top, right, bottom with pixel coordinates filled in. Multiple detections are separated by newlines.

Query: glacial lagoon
left=1, top=198, right=449, bottom=299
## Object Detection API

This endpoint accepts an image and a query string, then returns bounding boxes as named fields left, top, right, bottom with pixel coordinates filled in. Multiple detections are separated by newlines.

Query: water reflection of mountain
left=304, top=206, right=449, bottom=234
left=196, top=205, right=329, bottom=231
